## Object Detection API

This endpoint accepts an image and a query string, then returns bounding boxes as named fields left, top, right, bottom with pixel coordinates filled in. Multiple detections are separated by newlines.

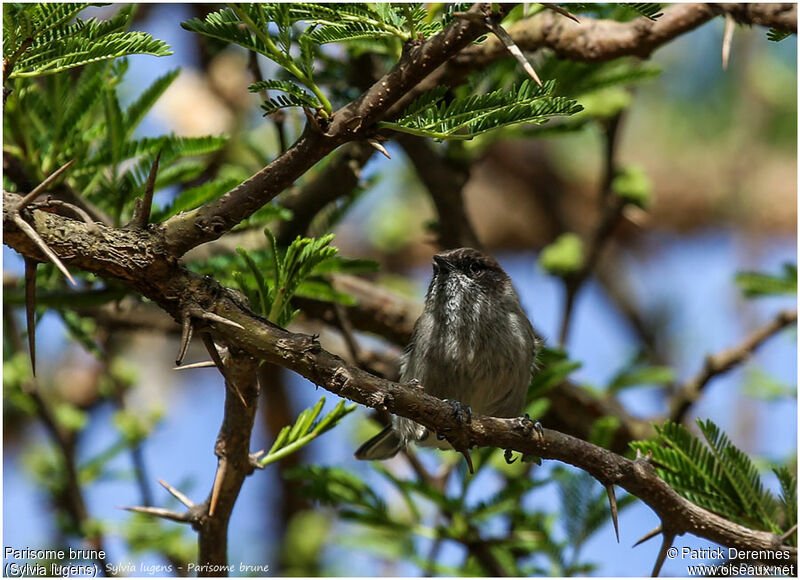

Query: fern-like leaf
left=8, top=4, right=171, bottom=79
left=308, top=20, right=399, bottom=44
left=251, top=79, right=321, bottom=114
left=260, top=398, right=356, bottom=467
left=153, top=176, right=243, bottom=222
left=631, top=420, right=783, bottom=532
left=735, top=263, right=797, bottom=298
left=767, top=28, right=791, bottom=42
left=381, top=80, right=582, bottom=140
left=623, top=3, right=663, bottom=20
left=124, top=69, right=180, bottom=137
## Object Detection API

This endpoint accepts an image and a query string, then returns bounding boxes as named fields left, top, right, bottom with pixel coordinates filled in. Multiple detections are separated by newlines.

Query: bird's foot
left=520, top=413, right=544, bottom=440
left=405, top=378, right=423, bottom=389
left=445, top=399, right=472, bottom=423
left=435, top=400, right=472, bottom=442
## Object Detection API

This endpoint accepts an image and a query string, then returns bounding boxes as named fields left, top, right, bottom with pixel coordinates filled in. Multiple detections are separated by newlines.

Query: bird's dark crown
left=433, top=247, right=507, bottom=281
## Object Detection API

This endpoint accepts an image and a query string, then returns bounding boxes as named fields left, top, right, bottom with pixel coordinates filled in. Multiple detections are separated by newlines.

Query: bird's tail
left=354, top=425, right=403, bottom=460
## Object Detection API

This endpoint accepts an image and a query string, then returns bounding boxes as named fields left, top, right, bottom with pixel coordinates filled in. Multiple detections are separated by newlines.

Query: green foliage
left=287, top=445, right=630, bottom=576
left=287, top=465, right=399, bottom=528
left=774, top=466, right=797, bottom=543
left=295, top=3, right=441, bottom=44
left=58, top=310, right=103, bottom=359
left=612, top=165, right=653, bottom=208
left=52, top=402, right=89, bottom=433
left=543, top=57, right=661, bottom=99
left=250, top=79, right=321, bottom=115
left=182, top=4, right=332, bottom=114
left=112, top=408, right=164, bottom=445
left=226, top=231, right=378, bottom=326
left=260, top=397, right=356, bottom=467
left=567, top=3, right=661, bottom=22
left=767, top=28, right=791, bottom=42
left=742, top=367, right=796, bottom=401
left=526, top=347, right=582, bottom=401
left=607, top=353, right=674, bottom=393
left=735, top=263, right=797, bottom=298
left=125, top=512, right=196, bottom=564
left=538, top=233, right=585, bottom=276
left=3, top=353, right=37, bottom=419
left=588, top=415, right=622, bottom=449
left=631, top=420, right=794, bottom=534
left=152, top=176, right=244, bottom=222
left=281, top=510, right=331, bottom=575
left=4, top=36, right=225, bottom=227
left=3, top=4, right=171, bottom=80
left=622, top=3, right=663, bottom=20
left=381, top=80, right=583, bottom=140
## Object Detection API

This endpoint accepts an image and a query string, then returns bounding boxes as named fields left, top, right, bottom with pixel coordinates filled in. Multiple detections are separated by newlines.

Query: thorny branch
left=4, top=3, right=797, bottom=574
left=3, top=195, right=795, bottom=569
left=395, top=134, right=482, bottom=250
left=670, top=308, right=798, bottom=423
left=161, top=3, right=513, bottom=256
left=558, top=113, right=625, bottom=347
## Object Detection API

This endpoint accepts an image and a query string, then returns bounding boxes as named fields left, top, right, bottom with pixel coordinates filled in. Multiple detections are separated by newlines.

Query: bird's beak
left=433, top=255, right=454, bottom=272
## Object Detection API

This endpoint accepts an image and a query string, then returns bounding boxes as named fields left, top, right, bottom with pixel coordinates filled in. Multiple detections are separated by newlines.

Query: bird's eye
left=468, top=262, right=482, bottom=277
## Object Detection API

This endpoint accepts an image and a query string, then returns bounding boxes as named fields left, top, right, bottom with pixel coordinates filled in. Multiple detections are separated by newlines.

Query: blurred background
left=3, top=4, right=797, bottom=577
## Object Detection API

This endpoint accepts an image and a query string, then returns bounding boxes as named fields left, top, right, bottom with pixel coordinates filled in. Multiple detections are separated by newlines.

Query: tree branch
left=670, top=309, right=798, bottom=423
left=196, top=347, right=259, bottom=576
left=161, top=4, right=513, bottom=256
left=273, top=142, right=374, bottom=246
left=395, top=134, right=482, bottom=250
left=4, top=194, right=792, bottom=565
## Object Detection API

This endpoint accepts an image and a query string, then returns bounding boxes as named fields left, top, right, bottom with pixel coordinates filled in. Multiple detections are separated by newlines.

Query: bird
left=355, top=247, right=539, bottom=461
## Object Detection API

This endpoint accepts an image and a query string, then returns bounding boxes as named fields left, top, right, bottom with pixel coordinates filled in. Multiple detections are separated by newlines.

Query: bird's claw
left=521, top=413, right=544, bottom=440
left=444, top=399, right=472, bottom=424
left=435, top=400, right=471, bottom=442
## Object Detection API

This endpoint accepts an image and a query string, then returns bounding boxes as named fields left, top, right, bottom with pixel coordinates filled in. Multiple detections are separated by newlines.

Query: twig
left=558, top=113, right=625, bottom=346
left=196, top=351, right=259, bottom=572
left=24, top=258, right=37, bottom=375
left=332, top=302, right=364, bottom=368
left=395, top=134, right=481, bottom=250
left=273, top=142, right=374, bottom=246
left=248, top=50, right=287, bottom=153
left=670, top=309, right=797, bottom=423
left=35, top=199, right=99, bottom=233
left=16, top=159, right=75, bottom=211
left=161, top=4, right=514, bottom=255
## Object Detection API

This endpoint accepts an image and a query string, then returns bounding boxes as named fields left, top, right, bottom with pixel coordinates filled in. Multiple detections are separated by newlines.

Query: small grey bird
left=355, top=247, right=539, bottom=460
